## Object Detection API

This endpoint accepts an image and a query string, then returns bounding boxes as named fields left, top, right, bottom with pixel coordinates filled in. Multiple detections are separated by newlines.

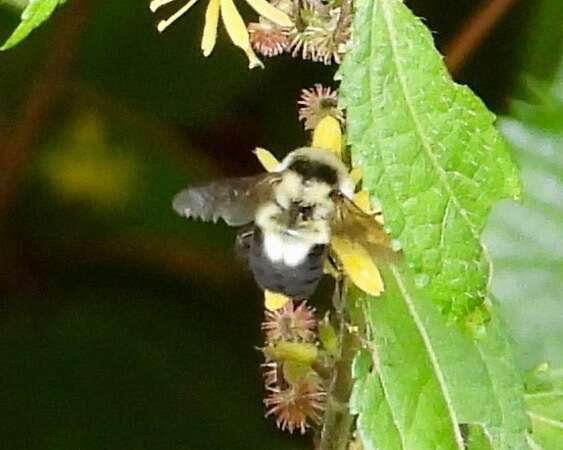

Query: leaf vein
left=378, top=0, right=484, bottom=254
left=390, top=265, right=465, bottom=449
left=528, top=412, right=563, bottom=430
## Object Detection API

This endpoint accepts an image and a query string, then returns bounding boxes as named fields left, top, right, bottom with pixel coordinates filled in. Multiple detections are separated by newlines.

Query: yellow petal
left=254, top=147, right=279, bottom=172
left=331, top=236, right=384, bottom=297
left=312, top=115, right=342, bottom=156
left=201, top=0, right=221, bottom=56
left=156, top=0, right=199, bottom=32
left=245, top=0, right=292, bottom=27
left=264, top=290, right=290, bottom=311
left=244, top=47, right=265, bottom=69
left=220, top=0, right=264, bottom=68
left=149, top=0, right=176, bottom=12
left=353, top=190, right=372, bottom=214
left=350, top=167, right=363, bottom=186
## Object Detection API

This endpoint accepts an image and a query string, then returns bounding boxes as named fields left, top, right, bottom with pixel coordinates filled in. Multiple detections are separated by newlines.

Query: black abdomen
left=246, top=228, right=327, bottom=299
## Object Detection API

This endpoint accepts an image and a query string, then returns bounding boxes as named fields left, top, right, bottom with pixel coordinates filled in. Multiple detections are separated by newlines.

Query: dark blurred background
left=0, top=1, right=562, bottom=449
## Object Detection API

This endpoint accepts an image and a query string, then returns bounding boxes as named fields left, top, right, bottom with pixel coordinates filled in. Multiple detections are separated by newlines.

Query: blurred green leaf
left=338, top=0, right=521, bottom=321
left=1, top=0, right=29, bottom=10
left=1, top=0, right=67, bottom=51
left=525, top=365, right=563, bottom=449
left=483, top=65, right=563, bottom=369
left=26, top=106, right=231, bottom=247
left=39, top=111, right=139, bottom=209
left=519, top=0, right=563, bottom=83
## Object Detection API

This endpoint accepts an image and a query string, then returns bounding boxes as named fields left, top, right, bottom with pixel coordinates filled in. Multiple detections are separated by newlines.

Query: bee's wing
left=173, top=173, right=280, bottom=226
left=331, top=194, right=399, bottom=263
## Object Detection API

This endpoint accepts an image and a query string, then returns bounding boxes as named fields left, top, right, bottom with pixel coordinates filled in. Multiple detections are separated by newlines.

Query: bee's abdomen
left=248, top=229, right=327, bottom=299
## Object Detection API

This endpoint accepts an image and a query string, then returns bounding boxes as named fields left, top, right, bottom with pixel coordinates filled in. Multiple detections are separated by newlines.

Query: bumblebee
left=173, top=147, right=395, bottom=299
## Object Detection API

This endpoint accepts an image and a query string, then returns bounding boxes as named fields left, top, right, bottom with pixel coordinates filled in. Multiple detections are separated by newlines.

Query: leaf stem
left=318, top=281, right=359, bottom=450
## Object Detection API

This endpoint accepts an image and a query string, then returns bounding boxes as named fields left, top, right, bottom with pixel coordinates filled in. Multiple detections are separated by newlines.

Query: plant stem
left=318, top=282, right=359, bottom=450
left=444, top=0, right=520, bottom=74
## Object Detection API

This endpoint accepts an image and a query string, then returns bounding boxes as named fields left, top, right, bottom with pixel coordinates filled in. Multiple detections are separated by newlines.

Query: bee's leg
left=328, top=253, right=346, bottom=313
left=327, top=252, right=339, bottom=273
left=234, top=225, right=254, bottom=261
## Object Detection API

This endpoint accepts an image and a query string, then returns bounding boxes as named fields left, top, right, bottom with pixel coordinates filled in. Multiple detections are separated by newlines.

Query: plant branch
left=444, top=0, right=520, bottom=75
left=319, top=281, right=359, bottom=450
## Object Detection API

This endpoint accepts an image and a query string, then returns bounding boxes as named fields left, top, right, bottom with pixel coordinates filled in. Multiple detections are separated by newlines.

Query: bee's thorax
left=275, top=147, right=354, bottom=198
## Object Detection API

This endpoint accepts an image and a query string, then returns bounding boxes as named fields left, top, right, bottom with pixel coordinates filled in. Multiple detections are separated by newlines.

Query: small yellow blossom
left=150, top=0, right=292, bottom=68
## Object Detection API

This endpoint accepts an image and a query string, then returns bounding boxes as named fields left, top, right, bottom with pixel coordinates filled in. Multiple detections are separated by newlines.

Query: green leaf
left=338, top=0, right=521, bottom=320
left=483, top=74, right=563, bottom=370
left=525, top=366, right=563, bottom=449
left=464, top=424, right=494, bottom=450
left=1, top=0, right=67, bottom=51
left=338, top=0, right=529, bottom=448
left=352, top=266, right=529, bottom=450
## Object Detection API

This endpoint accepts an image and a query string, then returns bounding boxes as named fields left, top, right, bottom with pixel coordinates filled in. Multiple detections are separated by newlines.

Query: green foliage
left=339, top=0, right=530, bottom=448
left=484, top=73, right=563, bottom=370
left=338, top=0, right=521, bottom=320
left=1, top=0, right=67, bottom=51
left=525, top=365, right=563, bottom=449
left=350, top=268, right=529, bottom=450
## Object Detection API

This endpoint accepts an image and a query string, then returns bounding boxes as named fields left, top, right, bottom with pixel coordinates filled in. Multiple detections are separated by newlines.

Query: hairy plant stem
left=318, top=280, right=359, bottom=450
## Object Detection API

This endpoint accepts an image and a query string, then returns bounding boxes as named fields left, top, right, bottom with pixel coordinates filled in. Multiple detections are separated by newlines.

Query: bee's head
left=273, top=170, right=334, bottom=223
left=276, top=147, right=354, bottom=198
left=255, top=200, right=331, bottom=245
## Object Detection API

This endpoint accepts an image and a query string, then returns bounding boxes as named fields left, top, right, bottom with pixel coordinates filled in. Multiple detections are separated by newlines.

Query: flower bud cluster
left=298, top=83, right=344, bottom=130
left=248, top=0, right=352, bottom=65
left=261, top=300, right=327, bottom=434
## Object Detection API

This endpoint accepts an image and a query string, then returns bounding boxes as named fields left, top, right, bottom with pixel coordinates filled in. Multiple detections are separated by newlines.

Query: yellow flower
left=256, top=118, right=387, bottom=310
left=150, top=0, right=292, bottom=68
